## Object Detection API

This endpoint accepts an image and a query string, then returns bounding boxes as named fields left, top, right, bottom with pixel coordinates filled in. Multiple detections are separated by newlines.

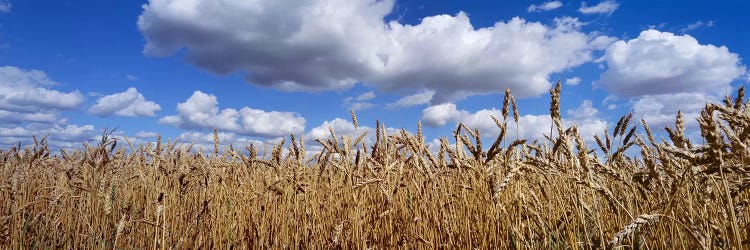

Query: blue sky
left=1, top=0, right=749, bottom=151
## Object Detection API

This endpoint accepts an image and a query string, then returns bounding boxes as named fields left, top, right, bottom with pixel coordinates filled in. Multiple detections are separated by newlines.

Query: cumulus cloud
left=0, top=124, right=94, bottom=142
left=304, top=118, right=368, bottom=157
left=528, top=1, right=563, bottom=12
left=0, top=66, right=84, bottom=126
left=0, top=110, right=59, bottom=124
left=422, top=100, right=607, bottom=142
left=579, top=0, right=619, bottom=15
left=357, top=15, right=599, bottom=102
left=420, top=105, right=553, bottom=140
left=386, top=90, right=434, bottom=109
left=89, top=87, right=161, bottom=117
left=175, top=131, right=264, bottom=151
left=422, top=103, right=556, bottom=140
left=304, top=117, right=402, bottom=157
left=0, top=124, right=98, bottom=149
left=567, top=100, right=598, bottom=120
left=159, top=91, right=305, bottom=138
left=421, top=103, right=467, bottom=127
left=565, top=77, right=582, bottom=86
left=0, top=66, right=84, bottom=116
left=597, top=30, right=745, bottom=136
left=599, top=30, right=745, bottom=98
left=139, top=0, right=392, bottom=92
left=589, top=35, right=618, bottom=50
left=0, top=66, right=99, bottom=149
left=632, top=93, right=716, bottom=129
left=307, top=118, right=364, bottom=141
left=139, top=0, right=608, bottom=102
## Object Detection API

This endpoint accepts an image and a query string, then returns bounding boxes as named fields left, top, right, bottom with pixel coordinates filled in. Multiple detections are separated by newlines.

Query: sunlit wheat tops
left=0, top=85, right=749, bottom=249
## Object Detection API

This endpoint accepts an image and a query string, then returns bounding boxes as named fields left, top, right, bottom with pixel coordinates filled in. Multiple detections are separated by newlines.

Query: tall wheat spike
left=0, top=83, right=748, bottom=249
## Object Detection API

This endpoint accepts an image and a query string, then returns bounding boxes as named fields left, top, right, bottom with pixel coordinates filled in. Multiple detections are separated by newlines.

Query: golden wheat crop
left=1, top=83, right=749, bottom=249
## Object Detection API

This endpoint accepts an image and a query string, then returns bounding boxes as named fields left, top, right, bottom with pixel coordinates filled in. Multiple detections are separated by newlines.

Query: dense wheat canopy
left=4, top=1, right=750, bottom=248
left=1, top=84, right=749, bottom=249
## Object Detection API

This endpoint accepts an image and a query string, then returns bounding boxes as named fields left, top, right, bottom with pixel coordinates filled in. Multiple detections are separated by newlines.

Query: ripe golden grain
left=0, top=86, right=749, bottom=249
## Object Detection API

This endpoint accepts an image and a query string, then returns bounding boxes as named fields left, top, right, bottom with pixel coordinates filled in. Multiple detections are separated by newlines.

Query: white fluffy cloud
left=159, top=91, right=306, bottom=138
left=307, top=118, right=365, bottom=141
left=307, top=118, right=402, bottom=141
left=387, top=90, right=435, bottom=109
left=0, top=66, right=84, bottom=129
left=0, top=110, right=59, bottom=124
left=632, top=93, right=716, bottom=129
left=422, top=103, right=467, bottom=127
left=176, top=131, right=264, bottom=151
left=139, top=0, right=392, bottom=92
left=0, top=66, right=98, bottom=149
left=528, top=1, right=563, bottom=12
left=599, top=30, right=745, bottom=98
left=578, top=0, right=619, bottom=15
left=589, top=35, right=619, bottom=51
left=0, top=124, right=95, bottom=142
left=358, top=15, right=599, bottom=102
left=598, top=30, right=745, bottom=137
left=304, top=117, right=402, bottom=157
left=422, top=101, right=607, bottom=142
left=304, top=118, right=368, bottom=158
left=565, top=77, right=582, bottom=86
left=0, top=66, right=84, bottom=119
left=0, top=124, right=98, bottom=149
left=89, top=87, right=161, bottom=117
left=567, top=100, right=598, bottom=120
left=138, top=0, right=608, bottom=102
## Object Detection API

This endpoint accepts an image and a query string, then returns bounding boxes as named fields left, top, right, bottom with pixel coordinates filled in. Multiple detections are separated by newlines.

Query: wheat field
left=1, top=83, right=749, bottom=249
